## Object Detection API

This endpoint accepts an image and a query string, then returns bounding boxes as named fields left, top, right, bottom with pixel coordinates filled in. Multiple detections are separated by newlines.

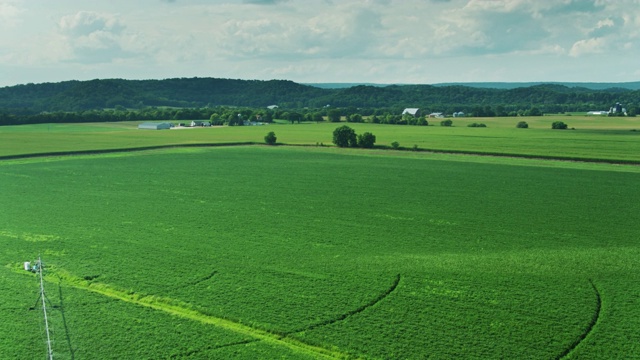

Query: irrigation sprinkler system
left=27, top=256, right=54, bottom=360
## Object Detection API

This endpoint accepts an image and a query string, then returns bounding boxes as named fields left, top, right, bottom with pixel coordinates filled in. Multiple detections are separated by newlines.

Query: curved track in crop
left=288, top=273, right=401, bottom=334
left=177, top=270, right=218, bottom=289
left=556, top=279, right=602, bottom=359
left=33, top=269, right=402, bottom=359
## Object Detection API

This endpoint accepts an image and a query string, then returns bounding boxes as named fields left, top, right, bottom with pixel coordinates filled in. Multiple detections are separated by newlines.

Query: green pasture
left=1, top=145, right=639, bottom=359
left=1, top=116, right=639, bottom=162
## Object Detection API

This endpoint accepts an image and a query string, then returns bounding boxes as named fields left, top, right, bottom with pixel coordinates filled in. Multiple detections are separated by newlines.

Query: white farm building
left=138, top=122, right=172, bottom=130
left=402, top=108, right=421, bottom=117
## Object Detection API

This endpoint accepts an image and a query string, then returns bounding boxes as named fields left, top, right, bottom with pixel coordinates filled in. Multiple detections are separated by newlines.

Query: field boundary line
left=0, top=142, right=258, bottom=161
left=556, top=279, right=602, bottom=359
left=1, top=142, right=640, bottom=166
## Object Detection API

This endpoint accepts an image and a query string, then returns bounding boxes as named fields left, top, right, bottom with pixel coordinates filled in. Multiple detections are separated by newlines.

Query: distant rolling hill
left=0, top=78, right=638, bottom=116
left=308, top=82, right=640, bottom=91
left=432, top=82, right=640, bottom=91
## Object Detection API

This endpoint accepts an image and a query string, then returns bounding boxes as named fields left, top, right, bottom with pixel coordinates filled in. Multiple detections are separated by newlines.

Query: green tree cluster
left=332, top=126, right=376, bottom=148
left=264, top=131, right=277, bottom=145
left=552, top=121, right=568, bottom=130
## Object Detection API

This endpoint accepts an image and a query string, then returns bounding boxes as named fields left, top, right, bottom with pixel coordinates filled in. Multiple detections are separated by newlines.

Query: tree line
left=0, top=78, right=638, bottom=117
left=1, top=101, right=637, bottom=127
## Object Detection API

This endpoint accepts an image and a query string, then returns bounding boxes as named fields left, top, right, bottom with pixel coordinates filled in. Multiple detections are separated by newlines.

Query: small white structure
left=138, top=122, right=172, bottom=130
left=429, top=112, right=445, bottom=118
left=190, top=121, right=211, bottom=127
left=402, top=108, right=420, bottom=117
left=24, top=261, right=31, bottom=271
left=587, top=111, right=608, bottom=116
left=453, top=112, right=465, bottom=117
left=267, top=105, right=279, bottom=110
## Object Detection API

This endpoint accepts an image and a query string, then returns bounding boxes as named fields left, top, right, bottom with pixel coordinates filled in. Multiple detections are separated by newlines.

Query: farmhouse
left=402, top=108, right=421, bottom=117
left=429, top=112, right=445, bottom=118
left=138, top=122, right=172, bottom=130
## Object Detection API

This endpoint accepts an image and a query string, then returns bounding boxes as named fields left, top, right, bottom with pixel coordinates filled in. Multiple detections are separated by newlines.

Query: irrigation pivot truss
left=30, top=256, right=54, bottom=360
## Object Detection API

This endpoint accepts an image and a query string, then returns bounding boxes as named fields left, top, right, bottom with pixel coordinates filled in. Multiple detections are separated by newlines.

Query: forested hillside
left=0, top=77, right=638, bottom=117
left=0, top=78, right=324, bottom=113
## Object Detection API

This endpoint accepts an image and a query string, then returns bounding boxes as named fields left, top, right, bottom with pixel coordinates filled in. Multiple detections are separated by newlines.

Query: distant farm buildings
left=610, top=102, right=627, bottom=116
left=138, top=122, right=172, bottom=130
left=402, top=108, right=421, bottom=117
left=428, top=112, right=445, bottom=118
left=587, top=102, right=628, bottom=116
left=453, top=112, right=465, bottom=117
left=190, top=120, right=211, bottom=127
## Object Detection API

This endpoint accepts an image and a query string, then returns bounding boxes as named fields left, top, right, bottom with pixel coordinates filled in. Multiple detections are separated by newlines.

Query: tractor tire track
left=556, top=279, right=602, bottom=360
left=20, top=267, right=400, bottom=359
left=171, top=270, right=218, bottom=291
left=36, top=270, right=352, bottom=359
left=288, top=274, right=401, bottom=335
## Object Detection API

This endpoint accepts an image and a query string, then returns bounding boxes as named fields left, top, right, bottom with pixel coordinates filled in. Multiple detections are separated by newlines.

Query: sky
left=1, top=0, right=639, bottom=87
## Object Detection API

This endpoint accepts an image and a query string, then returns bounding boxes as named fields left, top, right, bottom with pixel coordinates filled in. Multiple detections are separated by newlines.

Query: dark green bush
left=552, top=121, right=568, bottom=130
left=357, top=132, right=376, bottom=148
left=264, top=131, right=277, bottom=145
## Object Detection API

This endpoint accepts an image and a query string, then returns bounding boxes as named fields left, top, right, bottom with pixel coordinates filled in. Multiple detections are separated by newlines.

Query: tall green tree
left=328, top=109, right=342, bottom=122
left=332, top=125, right=357, bottom=147
left=264, top=131, right=277, bottom=145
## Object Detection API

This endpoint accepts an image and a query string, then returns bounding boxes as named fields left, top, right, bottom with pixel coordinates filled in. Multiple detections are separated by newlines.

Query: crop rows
left=1, top=146, right=639, bottom=358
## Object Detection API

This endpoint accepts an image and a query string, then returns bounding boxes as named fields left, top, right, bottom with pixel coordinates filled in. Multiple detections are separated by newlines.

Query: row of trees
left=263, top=120, right=572, bottom=150
left=1, top=102, right=637, bottom=127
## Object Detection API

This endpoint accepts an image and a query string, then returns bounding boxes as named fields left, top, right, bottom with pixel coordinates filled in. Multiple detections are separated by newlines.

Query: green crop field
left=1, top=116, right=640, bottom=162
left=1, top=120, right=639, bottom=358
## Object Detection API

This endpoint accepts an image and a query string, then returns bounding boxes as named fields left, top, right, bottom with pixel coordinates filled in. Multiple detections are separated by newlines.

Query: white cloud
left=56, top=11, right=133, bottom=63
left=186, top=2, right=387, bottom=61
left=59, top=11, right=123, bottom=36
left=1, top=0, right=640, bottom=86
left=569, top=37, right=606, bottom=57
left=0, top=1, right=22, bottom=25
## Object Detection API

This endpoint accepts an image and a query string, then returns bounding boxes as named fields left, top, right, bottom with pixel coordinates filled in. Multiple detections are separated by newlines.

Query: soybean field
left=1, top=144, right=639, bottom=359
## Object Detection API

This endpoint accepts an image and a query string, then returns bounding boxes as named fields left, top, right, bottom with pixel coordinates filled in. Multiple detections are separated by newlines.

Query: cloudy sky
left=1, top=0, right=639, bottom=87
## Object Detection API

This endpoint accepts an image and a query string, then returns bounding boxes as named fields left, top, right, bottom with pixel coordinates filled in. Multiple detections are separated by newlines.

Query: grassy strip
left=41, top=269, right=352, bottom=360
left=0, top=142, right=257, bottom=161
left=2, top=141, right=640, bottom=167
left=407, top=146, right=640, bottom=166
